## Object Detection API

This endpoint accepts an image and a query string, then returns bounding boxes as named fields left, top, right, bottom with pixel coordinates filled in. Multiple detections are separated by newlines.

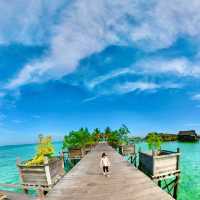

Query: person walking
left=100, top=152, right=111, bottom=176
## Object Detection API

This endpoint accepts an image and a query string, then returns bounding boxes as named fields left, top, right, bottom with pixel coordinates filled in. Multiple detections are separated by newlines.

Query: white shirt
left=100, top=156, right=111, bottom=167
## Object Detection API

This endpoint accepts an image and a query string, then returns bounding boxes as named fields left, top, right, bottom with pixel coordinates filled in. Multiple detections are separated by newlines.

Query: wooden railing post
left=138, top=147, right=141, bottom=170
left=44, top=157, right=52, bottom=186
left=173, top=148, right=180, bottom=199
left=16, top=157, right=28, bottom=194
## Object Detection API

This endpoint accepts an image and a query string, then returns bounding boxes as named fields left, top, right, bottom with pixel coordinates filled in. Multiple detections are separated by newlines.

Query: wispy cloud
left=136, top=57, right=200, bottom=77
left=0, top=1, right=68, bottom=45
left=114, top=81, right=159, bottom=94
left=192, top=94, right=200, bottom=100
left=113, top=81, right=182, bottom=95
left=5, top=0, right=200, bottom=90
left=82, top=95, right=100, bottom=103
left=88, top=68, right=135, bottom=89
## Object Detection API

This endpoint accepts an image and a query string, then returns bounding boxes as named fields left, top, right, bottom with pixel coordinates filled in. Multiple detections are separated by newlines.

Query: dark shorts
left=103, top=166, right=109, bottom=172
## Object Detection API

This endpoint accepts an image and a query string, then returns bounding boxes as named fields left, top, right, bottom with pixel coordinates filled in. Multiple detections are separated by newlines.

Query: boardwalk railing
left=45, top=143, right=174, bottom=200
left=0, top=143, right=178, bottom=200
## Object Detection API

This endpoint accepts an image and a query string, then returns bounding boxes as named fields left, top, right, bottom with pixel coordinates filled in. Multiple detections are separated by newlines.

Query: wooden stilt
left=23, top=188, right=28, bottom=194
left=173, top=148, right=180, bottom=200
left=158, top=180, right=162, bottom=187
left=173, top=176, right=179, bottom=199
left=130, top=156, right=133, bottom=164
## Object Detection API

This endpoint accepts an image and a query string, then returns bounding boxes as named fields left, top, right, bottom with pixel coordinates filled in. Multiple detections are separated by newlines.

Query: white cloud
left=88, top=68, right=135, bottom=89
left=82, top=95, right=100, bottom=103
left=113, top=81, right=181, bottom=94
left=114, top=81, right=159, bottom=94
left=3, top=0, right=200, bottom=92
left=192, top=94, right=200, bottom=100
left=5, top=0, right=200, bottom=90
left=131, top=0, right=200, bottom=50
left=0, top=1, right=67, bottom=45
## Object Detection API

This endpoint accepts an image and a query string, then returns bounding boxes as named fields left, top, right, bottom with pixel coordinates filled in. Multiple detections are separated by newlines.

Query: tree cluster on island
left=145, top=132, right=177, bottom=142
left=62, top=125, right=143, bottom=150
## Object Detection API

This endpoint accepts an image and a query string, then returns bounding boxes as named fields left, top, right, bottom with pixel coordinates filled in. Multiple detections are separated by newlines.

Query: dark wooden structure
left=119, top=144, right=135, bottom=156
left=67, top=148, right=84, bottom=159
left=62, top=147, right=85, bottom=170
left=119, top=144, right=137, bottom=166
left=17, top=156, right=65, bottom=193
left=139, top=149, right=180, bottom=199
left=178, top=130, right=198, bottom=142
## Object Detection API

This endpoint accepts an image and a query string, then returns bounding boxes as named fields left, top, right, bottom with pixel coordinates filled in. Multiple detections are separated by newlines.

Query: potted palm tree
left=139, top=132, right=180, bottom=178
left=17, top=135, right=65, bottom=193
left=115, top=125, right=135, bottom=156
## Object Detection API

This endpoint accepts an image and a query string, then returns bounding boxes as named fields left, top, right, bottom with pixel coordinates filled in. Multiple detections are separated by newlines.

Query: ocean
left=0, top=141, right=200, bottom=200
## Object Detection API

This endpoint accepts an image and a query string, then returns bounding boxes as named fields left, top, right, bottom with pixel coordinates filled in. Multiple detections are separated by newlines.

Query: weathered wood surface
left=139, top=150, right=180, bottom=177
left=0, top=191, right=36, bottom=200
left=17, top=157, right=64, bottom=188
left=119, top=145, right=135, bottom=156
left=46, top=143, right=174, bottom=200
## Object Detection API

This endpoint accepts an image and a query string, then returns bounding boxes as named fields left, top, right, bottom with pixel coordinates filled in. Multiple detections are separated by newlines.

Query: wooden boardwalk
left=0, top=191, right=36, bottom=200
left=46, top=143, right=174, bottom=200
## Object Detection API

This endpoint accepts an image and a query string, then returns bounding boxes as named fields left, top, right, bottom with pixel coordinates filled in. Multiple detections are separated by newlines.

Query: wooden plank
left=0, top=191, right=36, bottom=200
left=46, top=143, right=174, bottom=200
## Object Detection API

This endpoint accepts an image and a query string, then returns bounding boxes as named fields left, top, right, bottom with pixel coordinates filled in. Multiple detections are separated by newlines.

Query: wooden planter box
left=67, top=148, right=85, bottom=159
left=119, top=145, right=135, bottom=156
left=139, top=149, right=180, bottom=178
left=17, top=156, right=65, bottom=190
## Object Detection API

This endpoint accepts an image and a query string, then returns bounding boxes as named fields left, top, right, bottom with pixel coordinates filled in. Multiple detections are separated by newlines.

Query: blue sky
left=1, top=1, right=200, bottom=145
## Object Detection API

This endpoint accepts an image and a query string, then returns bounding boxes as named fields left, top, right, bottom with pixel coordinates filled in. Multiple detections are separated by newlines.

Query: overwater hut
left=178, top=130, right=198, bottom=142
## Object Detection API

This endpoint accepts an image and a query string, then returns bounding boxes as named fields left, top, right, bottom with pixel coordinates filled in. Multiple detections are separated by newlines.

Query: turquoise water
left=0, top=141, right=200, bottom=200
left=137, top=141, right=200, bottom=200
left=0, top=142, right=62, bottom=193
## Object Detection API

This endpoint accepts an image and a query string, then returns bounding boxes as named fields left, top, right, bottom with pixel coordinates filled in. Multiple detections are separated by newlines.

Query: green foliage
left=63, top=128, right=95, bottom=149
left=91, top=128, right=101, bottom=142
left=63, top=125, right=138, bottom=150
left=107, top=130, right=122, bottom=148
left=106, top=124, right=131, bottom=148
left=26, top=135, right=55, bottom=166
left=145, top=132, right=177, bottom=142
left=118, top=124, right=130, bottom=144
left=128, top=136, right=143, bottom=144
left=146, top=132, right=162, bottom=151
left=158, top=133, right=177, bottom=141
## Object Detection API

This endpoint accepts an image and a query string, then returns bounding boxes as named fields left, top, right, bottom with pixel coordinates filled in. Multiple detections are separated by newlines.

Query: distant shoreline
left=0, top=140, right=62, bottom=148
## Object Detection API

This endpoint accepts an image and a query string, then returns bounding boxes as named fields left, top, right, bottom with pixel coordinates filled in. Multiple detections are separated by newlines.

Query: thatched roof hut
left=178, top=130, right=198, bottom=142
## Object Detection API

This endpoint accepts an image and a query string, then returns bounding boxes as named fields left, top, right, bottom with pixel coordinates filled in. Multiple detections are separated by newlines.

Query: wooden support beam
left=44, top=157, right=52, bottom=186
left=173, top=148, right=180, bottom=200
